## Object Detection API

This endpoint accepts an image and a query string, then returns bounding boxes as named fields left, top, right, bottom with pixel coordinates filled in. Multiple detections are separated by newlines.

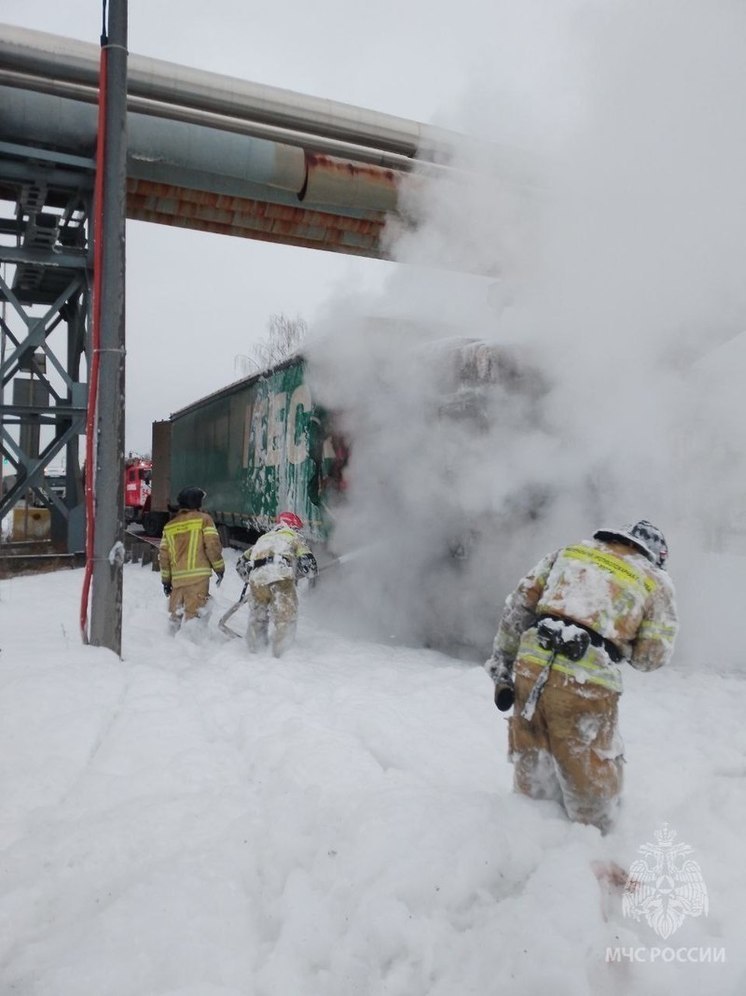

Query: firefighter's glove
left=215, top=570, right=224, bottom=587
left=485, top=654, right=515, bottom=712
left=297, top=552, right=318, bottom=579
left=494, top=678, right=515, bottom=712
left=162, top=582, right=172, bottom=597
left=236, top=557, right=252, bottom=581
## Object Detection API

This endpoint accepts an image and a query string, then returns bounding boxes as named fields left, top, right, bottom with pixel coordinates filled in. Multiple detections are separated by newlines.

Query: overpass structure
left=0, top=23, right=455, bottom=560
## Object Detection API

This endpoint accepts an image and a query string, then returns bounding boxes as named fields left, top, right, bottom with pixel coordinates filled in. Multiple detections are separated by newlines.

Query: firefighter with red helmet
left=236, top=511, right=318, bottom=657
left=485, top=520, right=678, bottom=834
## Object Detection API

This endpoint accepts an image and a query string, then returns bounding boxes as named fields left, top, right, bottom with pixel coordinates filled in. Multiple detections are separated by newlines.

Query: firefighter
left=159, top=486, right=225, bottom=632
left=236, top=511, right=318, bottom=657
left=485, top=520, right=678, bottom=833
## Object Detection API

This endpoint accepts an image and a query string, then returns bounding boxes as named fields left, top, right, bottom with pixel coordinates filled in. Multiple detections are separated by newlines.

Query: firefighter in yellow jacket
left=236, top=511, right=318, bottom=657
left=159, top=487, right=225, bottom=632
left=485, top=520, right=678, bottom=833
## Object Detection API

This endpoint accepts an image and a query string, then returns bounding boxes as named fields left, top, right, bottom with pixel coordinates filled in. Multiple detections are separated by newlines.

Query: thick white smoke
left=307, top=0, right=746, bottom=665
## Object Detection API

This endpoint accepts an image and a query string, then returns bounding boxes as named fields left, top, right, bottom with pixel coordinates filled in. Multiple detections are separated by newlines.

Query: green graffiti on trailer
left=168, top=356, right=343, bottom=544
left=242, top=361, right=315, bottom=528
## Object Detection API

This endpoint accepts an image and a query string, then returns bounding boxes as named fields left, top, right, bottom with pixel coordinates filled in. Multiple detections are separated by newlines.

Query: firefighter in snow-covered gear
left=236, top=511, right=318, bottom=657
left=159, top=487, right=225, bottom=632
left=485, top=520, right=678, bottom=834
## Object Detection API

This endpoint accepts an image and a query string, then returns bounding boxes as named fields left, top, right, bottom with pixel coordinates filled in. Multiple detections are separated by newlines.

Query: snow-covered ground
left=1, top=552, right=744, bottom=996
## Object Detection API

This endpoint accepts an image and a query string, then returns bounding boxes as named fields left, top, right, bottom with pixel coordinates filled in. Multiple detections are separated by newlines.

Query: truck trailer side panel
left=160, top=357, right=337, bottom=544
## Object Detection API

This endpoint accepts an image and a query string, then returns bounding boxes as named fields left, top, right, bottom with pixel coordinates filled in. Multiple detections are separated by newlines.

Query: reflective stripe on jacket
left=492, top=537, right=678, bottom=691
left=515, top=627, right=623, bottom=692
left=159, top=510, right=225, bottom=588
left=242, top=525, right=312, bottom=585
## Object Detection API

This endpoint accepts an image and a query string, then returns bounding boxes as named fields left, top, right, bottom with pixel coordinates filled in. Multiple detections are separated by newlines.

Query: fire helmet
left=176, top=486, right=206, bottom=510
left=277, top=511, right=303, bottom=530
left=594, top=520, right=668, bottom=568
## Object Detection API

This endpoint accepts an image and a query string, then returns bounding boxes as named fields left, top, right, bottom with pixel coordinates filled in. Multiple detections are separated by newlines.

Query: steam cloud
left=307, top=0, right=746, bottom=666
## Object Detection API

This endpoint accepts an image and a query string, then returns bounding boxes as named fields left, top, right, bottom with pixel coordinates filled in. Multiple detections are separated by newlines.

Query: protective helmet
left=594, top=520, right=668, bottom=568
left=277, top=511, right=303, bottom=530
left=176, top=486, right=206, bottom=510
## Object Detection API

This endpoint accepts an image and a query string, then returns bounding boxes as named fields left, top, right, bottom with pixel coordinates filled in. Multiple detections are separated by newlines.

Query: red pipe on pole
left=79, top=41, right=107, bottom=643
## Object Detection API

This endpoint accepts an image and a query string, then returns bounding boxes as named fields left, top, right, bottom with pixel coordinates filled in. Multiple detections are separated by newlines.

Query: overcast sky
left=3, top=0, right=511, bottom=453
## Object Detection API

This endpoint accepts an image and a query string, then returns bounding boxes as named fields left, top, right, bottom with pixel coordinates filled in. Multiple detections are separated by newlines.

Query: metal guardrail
left=124, top=528, right=160, bottom=570
left=0, top=541, right=85, bottom=577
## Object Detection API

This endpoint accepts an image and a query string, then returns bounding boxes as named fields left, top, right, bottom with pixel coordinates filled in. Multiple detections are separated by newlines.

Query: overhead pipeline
left=0, top=24, right=456, bottom=164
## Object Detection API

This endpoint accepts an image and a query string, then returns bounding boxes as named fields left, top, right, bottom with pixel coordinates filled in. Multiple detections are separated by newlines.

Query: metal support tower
left=0, top=142, right=92, bottom=552
left=0, top=2, right=129, bottom=661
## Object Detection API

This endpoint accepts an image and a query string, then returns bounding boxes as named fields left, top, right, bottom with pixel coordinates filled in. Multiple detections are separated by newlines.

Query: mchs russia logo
left=622, top=824, right=709, bottom=939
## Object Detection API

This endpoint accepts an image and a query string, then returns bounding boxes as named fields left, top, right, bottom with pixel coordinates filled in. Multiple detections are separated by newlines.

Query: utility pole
left=90, top=0, right=128, bottom=653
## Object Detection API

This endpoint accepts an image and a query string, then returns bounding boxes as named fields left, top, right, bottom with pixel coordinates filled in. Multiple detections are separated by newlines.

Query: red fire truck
left=124, top=457, right=152, bottom=524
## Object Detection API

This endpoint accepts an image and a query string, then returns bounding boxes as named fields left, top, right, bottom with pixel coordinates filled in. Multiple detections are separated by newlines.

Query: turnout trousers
left=509, top=659, right=624, bottom=833
left=168, top=578, right=210, bottom=626
left=247, top=577, right=298, bottom=657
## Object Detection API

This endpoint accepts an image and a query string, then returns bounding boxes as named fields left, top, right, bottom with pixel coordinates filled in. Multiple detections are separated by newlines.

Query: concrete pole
left=90, top=0, right=127, bottom=653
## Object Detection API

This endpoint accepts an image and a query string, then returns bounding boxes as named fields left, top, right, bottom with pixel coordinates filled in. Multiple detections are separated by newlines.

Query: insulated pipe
left=128, top=110, right=307, bottom=193
left=0, top=24, right=456, bottom=161
left=0, top=85, right=307, bottom=193
left=0, top=70, right=426, bottom=174
left=0, top=83, right=99, bottom=157
left=0, top=86, right=408, bottom=215
left=300, top=152, right=399, bottom=213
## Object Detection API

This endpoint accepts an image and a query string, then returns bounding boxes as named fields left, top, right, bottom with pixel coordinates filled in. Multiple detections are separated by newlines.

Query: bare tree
left=250, top=313, right=308, bottom=371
